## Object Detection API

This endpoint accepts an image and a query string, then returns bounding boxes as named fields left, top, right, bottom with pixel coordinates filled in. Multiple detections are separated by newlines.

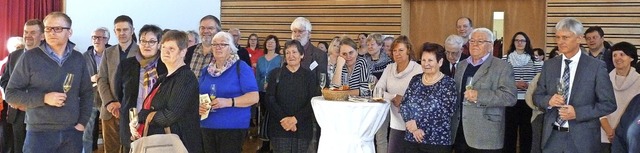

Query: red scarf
left=137, top=84, right=161, bottom=135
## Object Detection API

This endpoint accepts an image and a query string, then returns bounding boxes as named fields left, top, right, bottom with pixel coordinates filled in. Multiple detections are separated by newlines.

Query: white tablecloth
left=311, top=96, right=390, bottom=153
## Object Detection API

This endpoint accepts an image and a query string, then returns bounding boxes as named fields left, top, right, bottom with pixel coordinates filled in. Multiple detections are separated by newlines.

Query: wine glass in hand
left=464, top=76, right=473, bottom=105
left=319, top=73, right=326, bottom=89
left=368, top=75, right=378, bottom=97
left=63, top=73, right=74, bottom=93
left=209, top=84, right=217, bottom=112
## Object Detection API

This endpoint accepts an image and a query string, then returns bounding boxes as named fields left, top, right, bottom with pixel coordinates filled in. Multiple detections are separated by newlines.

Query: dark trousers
left=504, top=100, right=532, bottom=153
left=530, top=114, right=544, bottom=153
left=388, top=129, right=406, bottom=153
left=541, top=130, right=578, bottom=153
left=271, top=137, right=310, bottom=153
left=23, top=127, right=83, bottom=153
left=454, top=120, right=502, bottom=153
left=10, top=114, right=25, bottom=153
left=404, top=141, right=452, bottom=153
left=201, top=128, right=247, bottom=153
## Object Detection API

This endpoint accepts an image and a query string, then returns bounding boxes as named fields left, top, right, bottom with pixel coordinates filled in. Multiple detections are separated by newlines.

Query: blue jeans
left=82, top=108, right=99, bottom=153
left=23, top=127, right=83, bottom=153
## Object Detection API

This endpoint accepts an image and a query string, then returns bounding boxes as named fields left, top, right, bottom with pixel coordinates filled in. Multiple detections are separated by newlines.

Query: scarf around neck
left=508, top=51, right=531, bottom=67
left=207, top=54, right=240, bottom=77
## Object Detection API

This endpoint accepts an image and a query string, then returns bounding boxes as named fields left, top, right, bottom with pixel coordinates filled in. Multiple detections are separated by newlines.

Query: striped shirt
left=188, top=44, right=213, bottom=79
left=502, top=55, right=542, bottom=99
left=340, top=57, right=371, bottom=96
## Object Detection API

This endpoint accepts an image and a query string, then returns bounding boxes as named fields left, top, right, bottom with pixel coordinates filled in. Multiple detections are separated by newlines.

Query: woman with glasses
left=247, top=33, right=264, bottom=70
left=331, top=37, right=371, bottom=96
left=198, top=32, right=259, bottom=153
left=115, top=24, right=168, bottom=150
left=501, top=31, right=541, bottom=153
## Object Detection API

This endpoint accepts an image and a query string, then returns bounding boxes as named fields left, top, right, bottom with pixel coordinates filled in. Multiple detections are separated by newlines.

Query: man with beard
left=184, top=15, right=221, bottom=79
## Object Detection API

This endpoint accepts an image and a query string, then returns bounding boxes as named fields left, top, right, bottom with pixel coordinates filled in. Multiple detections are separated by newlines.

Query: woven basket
left=321, top=88, right=350, bottom=101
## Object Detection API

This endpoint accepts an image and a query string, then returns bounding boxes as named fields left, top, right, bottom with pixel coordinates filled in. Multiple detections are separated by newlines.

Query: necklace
left=422, top=72, right=443, bottom=85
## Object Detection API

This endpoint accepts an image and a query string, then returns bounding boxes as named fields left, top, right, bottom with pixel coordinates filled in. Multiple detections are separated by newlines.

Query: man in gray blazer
left=533, top=17, right=616, bottom=153
left=452, top=28, right=517, bottom=153
left=97, top=15, right=140, bottom=153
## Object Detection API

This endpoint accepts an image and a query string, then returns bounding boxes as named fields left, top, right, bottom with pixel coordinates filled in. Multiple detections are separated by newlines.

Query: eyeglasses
left=212, top=43, right=230, bottom=48
left=445, top=50, right=460, bottom=55
left=91, top=36, right=107, bottom=40
left=469, top=40, right=492, bottom=45
left=139, top=40, right=158, bottom=45
left=44, top=26, right=70, bottom=33
left=515, top=39, right=527, bottom=43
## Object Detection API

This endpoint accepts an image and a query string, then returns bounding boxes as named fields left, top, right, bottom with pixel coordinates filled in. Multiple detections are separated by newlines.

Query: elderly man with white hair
left=290, top=17, right=328, bottom=83
left=440, top=34, right=469, bottom=77
left=451, top=28, right=517, bottom=153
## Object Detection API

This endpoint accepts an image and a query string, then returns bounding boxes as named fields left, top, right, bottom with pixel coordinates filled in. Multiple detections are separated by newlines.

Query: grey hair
left=555, top=17, right=584, bottom=36
left=290, top=17, right=312, bottom=32
left=213, top=32, right=238, bottom=54
left=228, top=28, right=240, bottom=34
left=470, top=28, right=494, bottom=41
left=187, top=30, right=199, bottom=44
left=444, top=34, right=464, bottom=48
left=94, top=27, right=110, bottom=39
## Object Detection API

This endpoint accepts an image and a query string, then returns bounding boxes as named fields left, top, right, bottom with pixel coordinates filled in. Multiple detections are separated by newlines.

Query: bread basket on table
left=321, top=87, right=350, bottom=101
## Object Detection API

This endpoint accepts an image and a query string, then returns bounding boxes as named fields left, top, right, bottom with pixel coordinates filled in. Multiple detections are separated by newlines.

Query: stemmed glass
left=63, top=73, right=74, bottom=93
left=463, top=76, right=474, bottom=105
left=209, top=84, right=216, bottom=112
left=319, top=73, right=326, bottom=90
left=368, top=75, right=378, bottom=97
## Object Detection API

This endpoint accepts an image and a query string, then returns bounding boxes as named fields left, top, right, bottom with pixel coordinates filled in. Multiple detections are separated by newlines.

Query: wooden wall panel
left=221, top=0, right=402, bottom=48
left=408, top=0, right=546, bottom=55
left=546, top=0, right=640, bottom=54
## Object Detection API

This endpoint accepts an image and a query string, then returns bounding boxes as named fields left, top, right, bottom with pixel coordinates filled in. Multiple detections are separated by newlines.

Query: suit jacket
left=114, top=57, right=166, bottom=147
left=97, top=43, right=140, bottom=120
left=0, top=49, right=24, bottom=124
left=300, top=42, right=328, bottom=86
left=451, top=56, right=517, bottom=150
left=533, top=53, right=616, bottom=153
left=236, top=45, right=252, bottom=66
left=440, top=54, right=469, bottom=77
left=82, top=49, right=102, bottom=108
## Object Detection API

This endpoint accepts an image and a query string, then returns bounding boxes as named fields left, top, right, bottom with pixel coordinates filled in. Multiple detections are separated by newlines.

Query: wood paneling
left=546, top=0, right=640, bottom=53
left=221, top=0, right=402, bottom=48
left=408, top=0, right=546, bottom=55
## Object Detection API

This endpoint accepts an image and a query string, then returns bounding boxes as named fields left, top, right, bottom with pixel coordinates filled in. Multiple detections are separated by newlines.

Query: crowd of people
left=0, top=11, right=639, bottom=153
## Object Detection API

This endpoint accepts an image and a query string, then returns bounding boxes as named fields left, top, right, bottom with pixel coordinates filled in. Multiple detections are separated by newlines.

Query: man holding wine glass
left=533, top=17, right=616, bottom=153
left=6, top=12, right=93, bottom=152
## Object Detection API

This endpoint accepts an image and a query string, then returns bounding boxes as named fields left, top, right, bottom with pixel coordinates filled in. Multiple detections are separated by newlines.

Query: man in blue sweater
left=5, top=12, right=93, bottom=153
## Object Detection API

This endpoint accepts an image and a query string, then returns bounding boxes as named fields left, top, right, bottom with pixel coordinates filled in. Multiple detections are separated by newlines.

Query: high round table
left=311, top=96, right=390, bottom=153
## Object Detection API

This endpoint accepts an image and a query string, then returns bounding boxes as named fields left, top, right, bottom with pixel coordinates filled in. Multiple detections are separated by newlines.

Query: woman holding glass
left=255, top=35, right=282, bottom=152
left=265, top=40, right=321, bottom=153
left=331, top=37, right=371, bottom=96
left=374, top=35, right=423, bottom=153
left=131, top=30, right=203, bottom=153
left=400, top=42, right=457, bottom=153
left=115, top=24, right=168, bottom=149
left=600, top=42, right=640, bottom=152
left=198, top=32, right=259, bottom=153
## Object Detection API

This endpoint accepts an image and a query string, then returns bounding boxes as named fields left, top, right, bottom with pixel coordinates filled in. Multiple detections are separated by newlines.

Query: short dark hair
left=549, top=46, right=560, bottom=59
left=458, top=17, right=473, bottom=27
left=113, top=15, right=133, bottom=26
left=339, top=36, right=358, bottom=52
left=610, top=41, right=638, bottom=66
left=161, top=30, right=189, bottom=50
left=44, top=12, right=72, bottom=27
left=247, top=33, right=259, bottom=49
left=284, top=40, right=305, bottom=56
left=390, top=35, right=416, bottom=61
left=139, top=24, right=163, bottom=43
left=585, top=26, right=605, bottom=37
left=263, top=35, right=281, bottom=54
left=533, top=48, right=545, bottom=57
left=317, top=41, right=328, bottom=49
left=200, top=15, right=222, bottom=32
left=24, top=19, right=44, bottom=33
left=420, top=42, right=445, bottom=63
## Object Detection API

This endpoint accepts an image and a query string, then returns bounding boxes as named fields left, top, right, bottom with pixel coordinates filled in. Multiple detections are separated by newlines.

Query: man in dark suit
left=0, top=19, right=44, bottom=153
left=440, top=34, right=469, bottom=77
left=533, top=17, right=616, bottom=153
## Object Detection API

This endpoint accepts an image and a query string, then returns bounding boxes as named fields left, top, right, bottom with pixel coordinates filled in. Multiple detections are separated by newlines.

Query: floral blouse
left=400, top=74, right=457, bottom=145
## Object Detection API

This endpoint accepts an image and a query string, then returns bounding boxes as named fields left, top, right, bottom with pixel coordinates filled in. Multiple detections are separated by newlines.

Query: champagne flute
left=63, top=73, right=74, bottom=93
left=209, top=84, right=216, bottom=112
left=319, top=73, right=326, bottom=89
left=368, top=75, right=378, bottom=97
left=556, top=78, right=566, bottom=108
left=464, top=76, right=474, bottom=105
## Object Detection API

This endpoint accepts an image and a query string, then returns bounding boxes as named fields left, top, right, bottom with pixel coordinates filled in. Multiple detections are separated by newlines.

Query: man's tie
left=556, top=59, right=572, bottom=126
left=451, top=62, right=456, bottom=76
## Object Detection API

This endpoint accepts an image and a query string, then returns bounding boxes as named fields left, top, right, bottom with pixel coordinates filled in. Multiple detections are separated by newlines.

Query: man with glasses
left=97, top=15, right=139, bottom=153
left=440, top=34, right=469, bottom=77
left=534, top=17, right=616, bottom=153
left=228, top=28, right=252, bottom=66
left=451, top=28, right=516, bottom=153
left=6, top=12, right=93, bottom=153
left=184, top=15, right=220, bottom=79
left=82, top=27, right=109, bottom=153
left=1, top=19, right=44, bottom=153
